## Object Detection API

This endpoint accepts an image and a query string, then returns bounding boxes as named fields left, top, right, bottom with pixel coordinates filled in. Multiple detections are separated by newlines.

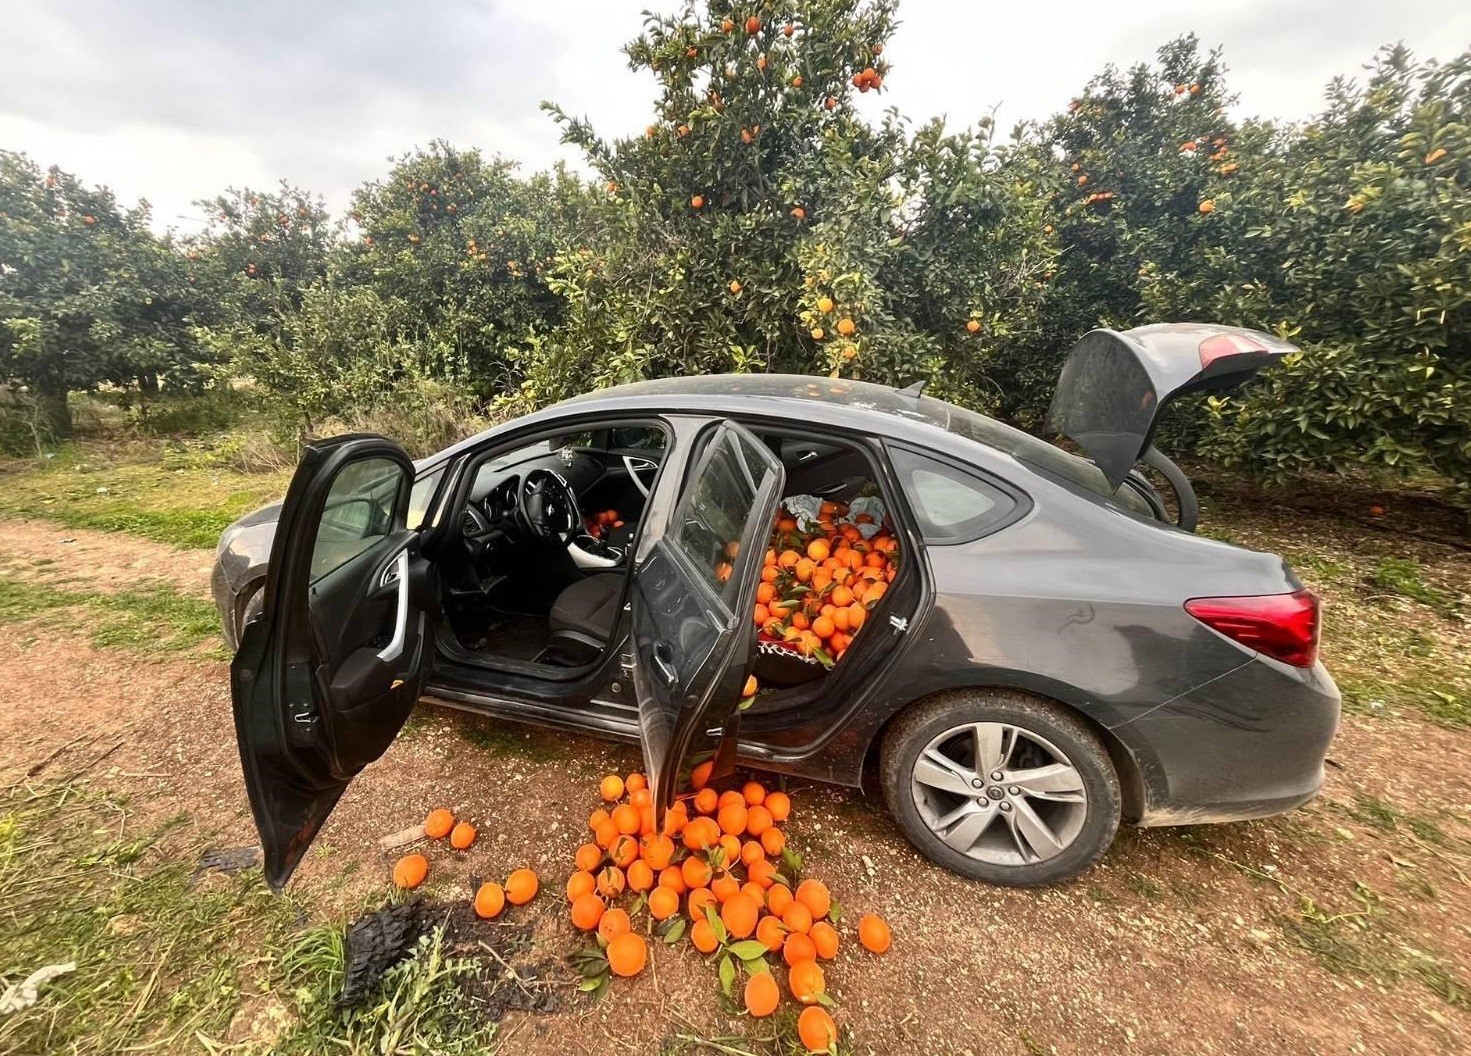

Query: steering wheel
left=517, top=468, right=581, bottom=543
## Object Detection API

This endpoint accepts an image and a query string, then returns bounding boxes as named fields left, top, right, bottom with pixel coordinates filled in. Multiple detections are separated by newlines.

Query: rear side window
left=670, top=425, right=774, bottom=603
left=888, top=446, right=1020, bottom=544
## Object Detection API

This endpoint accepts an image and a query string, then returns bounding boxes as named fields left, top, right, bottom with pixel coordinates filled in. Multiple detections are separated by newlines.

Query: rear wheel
left=880, top=690, right=1121, bottom=887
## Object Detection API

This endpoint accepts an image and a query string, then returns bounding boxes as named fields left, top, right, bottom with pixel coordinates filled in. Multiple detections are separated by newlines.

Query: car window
left=310, top=457, right=403, bottom=581
left=670, top=426, right=771, bottom=604
left=888, top=446, right=1018, bottom=544
left=407, top=465, right=444, bottom=529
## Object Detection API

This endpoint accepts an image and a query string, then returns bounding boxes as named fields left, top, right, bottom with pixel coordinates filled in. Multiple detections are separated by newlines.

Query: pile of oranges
left=565, top=766, right=892, bottom=1052
left=754, top=500, right=899, bottom=667
left=583, top=508, right=625, bottom=540
left=391, top=807, right=541, bottom=920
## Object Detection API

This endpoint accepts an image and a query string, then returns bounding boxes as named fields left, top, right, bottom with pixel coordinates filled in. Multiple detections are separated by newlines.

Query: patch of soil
left=3, top=520, right=1469, bottom=1056
left=0, top=517, right=215, bottom=599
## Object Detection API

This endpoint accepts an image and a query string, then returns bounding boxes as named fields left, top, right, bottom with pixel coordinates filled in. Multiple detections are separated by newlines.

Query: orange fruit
left=741, top=881, right=767, bottom=907
left=691, top=759, right=715, bottom=790
left=688, top=886, right=719, bottom=924
left=782, top=901, right=813, bottom=935
left=424, top=808, right=454, bottom=839
left=589, top=807, right=611, bottom=832
left=740, top=840, right=766, bottom=867
left=575, top=842, right=602, bottom=872
left=684, top=817, right=720, bottom=851
left=764, top=791, right=792, bottom=822
left=596, top=865, right=625, bottom=898
left=610, top=834, right=639, bottom=868
left=816, top=295, right=834, bottom=313
left=798, top=1005, right=838, bottom=1051
left=741, top=781, right=766, bottom=806
left=641, top=834, right=675, bottom=870
left=755, top=582, right=776, bottom=605
left=778, top=549, right=800, bottom=568
left=612, top=804, right=641, bottom=836
left=848, top=602, right=867, bottom=629
left=598, top=907, right=632, bottom=943
left=649, top=885, right=680, bottom=921
left=748, top=858, right=779, bottom=888
left=693, top=788, right=719, bottom=815
left=795, top=879, right=831, bottom=921
left=607, top=932, right=648, bottom=977
left=711, top=871, right=742, bottom=903
left=742, top=675, right=758, bottom=697
left=626, top=772, right=647, bottom=793
left=691, top=194, right=705, bottom=209
left=682, top=856, right=713, bottom=890
left=835, top=317, right=855, bottom=336
left=659, top=865, right=688, bottom=895
left=717, top=802, right=748, bottom=836
left=630, top=787, right=652, bottom=808
left=788, top=958, right=825, bottom=1005
left=570, top=892, right=605, bottom=930
left=393, top=853, right=428, bottom=890
left=1199, top=199, right=1215, bottom=214
left=627, top=859, right=655, bottom=892
left=810, top=920, right=839, bottom=960
left=506, top=868, right=539, bottom=905
left=744, top=969, right=780, bottom=1017
left=473, top=881, right=506, bottom=919
left=783, top=930, right=817, bottom=966
left=756, top=913, right=786, bottom=952
left=760, top=827, right=786, bottom=857
left=566, top=869, right=596, bottom=902
left=858, top=913, right=892, bottom=953
left=722, top=892, right=760, bottom=939
left=811, top=615, right=834, bottom=639
left=600, top=774, right=625, bottom=802
left=806, top=538, right=830, bottom=562
left=744, top=14, right=761, bottom=33
left=745, top=805, right=774, bottom=837
left=594, top=817, right=620, bottom=849
left=691, top=918, right=720, bottom=954
left=663, top=802, right=689, bottom=837
left=766, top=883, right=794, bottom=917
left=449, top=821, right=477, bottom=850
left=718, top=833, right=742, bottom=863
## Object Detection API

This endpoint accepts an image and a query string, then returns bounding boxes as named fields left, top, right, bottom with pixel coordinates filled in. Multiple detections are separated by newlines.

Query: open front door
left=631, top=421, right=785, bottom=813
left=231, top=435, right=439, bottom=890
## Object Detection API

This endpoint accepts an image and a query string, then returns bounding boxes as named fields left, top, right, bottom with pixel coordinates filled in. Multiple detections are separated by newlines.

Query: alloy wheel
left=909, top=721, right=1089, bottom=866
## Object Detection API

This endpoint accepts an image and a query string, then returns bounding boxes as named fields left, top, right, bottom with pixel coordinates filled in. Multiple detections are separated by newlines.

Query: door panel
left=631, top=421, right=785, bottom=812
left=231, top=435, right=439, bottom=890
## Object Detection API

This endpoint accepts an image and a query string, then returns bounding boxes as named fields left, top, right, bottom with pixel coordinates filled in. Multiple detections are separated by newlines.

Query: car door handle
left=376, top=550, right=410, bottom=664
left=652, top=643, right=679, bottom=686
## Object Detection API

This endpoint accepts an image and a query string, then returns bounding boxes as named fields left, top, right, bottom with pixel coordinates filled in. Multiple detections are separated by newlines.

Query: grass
left=0, top=578, right=223, bottom=656
left=0, top=440, right=291, bottom=550
left=1368, top=557, right=1461, bottom=618
left=1338, top=673, right=1469, bottom=729
left=0, top=781, right=499, bottom=1055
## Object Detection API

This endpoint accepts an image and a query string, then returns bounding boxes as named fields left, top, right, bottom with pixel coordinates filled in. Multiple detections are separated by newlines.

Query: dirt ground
left=2, top=508, right=1468, bottom=1056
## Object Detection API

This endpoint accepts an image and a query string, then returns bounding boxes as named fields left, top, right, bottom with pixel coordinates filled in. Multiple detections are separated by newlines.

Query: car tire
left=880, top=689, right=1121, bottom=887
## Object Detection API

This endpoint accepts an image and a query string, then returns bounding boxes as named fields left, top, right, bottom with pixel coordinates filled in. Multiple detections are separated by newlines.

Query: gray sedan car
left=221, top=323, right=1339, bottom=889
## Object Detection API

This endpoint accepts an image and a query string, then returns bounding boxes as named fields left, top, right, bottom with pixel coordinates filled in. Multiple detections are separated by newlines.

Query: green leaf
left=718, top=953, right=736, bottom=998
left=662, top=916, right=687, bottom=944
left=726, top=940, right=769, bottom=961
left=705, top=903, right=728, bottom=944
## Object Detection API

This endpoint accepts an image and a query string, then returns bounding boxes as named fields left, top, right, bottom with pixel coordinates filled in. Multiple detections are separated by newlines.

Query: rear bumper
left=1116, top=656, right=1340, bottom=827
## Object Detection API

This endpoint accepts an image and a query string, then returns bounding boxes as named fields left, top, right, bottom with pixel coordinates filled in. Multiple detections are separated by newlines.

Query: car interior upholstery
left=438, top=420, right=891, bottom=694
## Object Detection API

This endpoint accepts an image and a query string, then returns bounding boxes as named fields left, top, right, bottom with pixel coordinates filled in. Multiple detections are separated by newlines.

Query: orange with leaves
left=798, top=1006, right=838, bottom=1051
left=788, top=958, right=826, bottom=1004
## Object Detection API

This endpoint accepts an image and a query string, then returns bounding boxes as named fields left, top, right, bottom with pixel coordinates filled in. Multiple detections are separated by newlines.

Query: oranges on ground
left=859, top=913, right=892, bottom=953
left=449, top=821, right=477, bottom=849
left=788, top=958, right=826, bottom=1004
left=506, top=868, right=539, bottom=905
left=596, top=865, right=625, bottom=898
left=473, top=882, right=506, bottom=919
left=566, top=870, right=596, bottom=901
left=598, top=907, right=632, bottom=943
left=424, top=808, right=454, bottom=839
left=745, top=970, right=781, bottom=1017
left=721, top=892, right=760, bottom=939
left=783, top=931, right=817, bottom=966
left=810, top=920, right=840, bottom=960
left=756, top=914, right=786, bottom=952
left=392, top=853, right=428, bottom=890
left=600, top=774, right=625, bottom=801
left=798, top=1006, right=838, bottom=1051
left=691, top=918, right=720, bottom=953
left=575, top=842, right=602, bottom=872
left=570, top=892, right=604, bottom=931
left=626, top=859, right=655, bottom=892
left=606, top=932, right=648, bottom=977
left=795, top=879, right=831, bottom=920
left=649, top=886, right=680, bottom=921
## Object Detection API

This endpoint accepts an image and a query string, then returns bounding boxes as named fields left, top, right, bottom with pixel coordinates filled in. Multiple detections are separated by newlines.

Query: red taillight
left=1198, top=332, right=1268, bottom=368
left=1184, top=589, right=1320, bottom=667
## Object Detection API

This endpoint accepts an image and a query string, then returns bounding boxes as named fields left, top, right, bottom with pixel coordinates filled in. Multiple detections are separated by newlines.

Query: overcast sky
left=2, top=0, right=1467, bottom=233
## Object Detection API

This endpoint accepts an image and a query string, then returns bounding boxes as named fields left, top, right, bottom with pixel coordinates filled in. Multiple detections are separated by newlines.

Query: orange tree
left=1138, top=46, right=1471, bottom=498
left=511, top=0, right=1053, bottom=412
left=988, top=35, right=1240, bottom=427
left=337, top=141, right=589, bottom=397
left=0, top=151, right=205, bottom=438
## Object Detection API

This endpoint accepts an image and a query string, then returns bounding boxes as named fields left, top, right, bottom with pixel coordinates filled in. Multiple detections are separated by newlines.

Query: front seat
left=548, top=573, right=624, bottom=649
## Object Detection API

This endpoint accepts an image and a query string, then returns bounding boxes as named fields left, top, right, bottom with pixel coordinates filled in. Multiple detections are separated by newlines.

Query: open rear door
left=630, top=421, right=785, bottom=813
left=231, top=435, right=439, bottom=889
left=1047, top=323, right=1298, bottom=488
